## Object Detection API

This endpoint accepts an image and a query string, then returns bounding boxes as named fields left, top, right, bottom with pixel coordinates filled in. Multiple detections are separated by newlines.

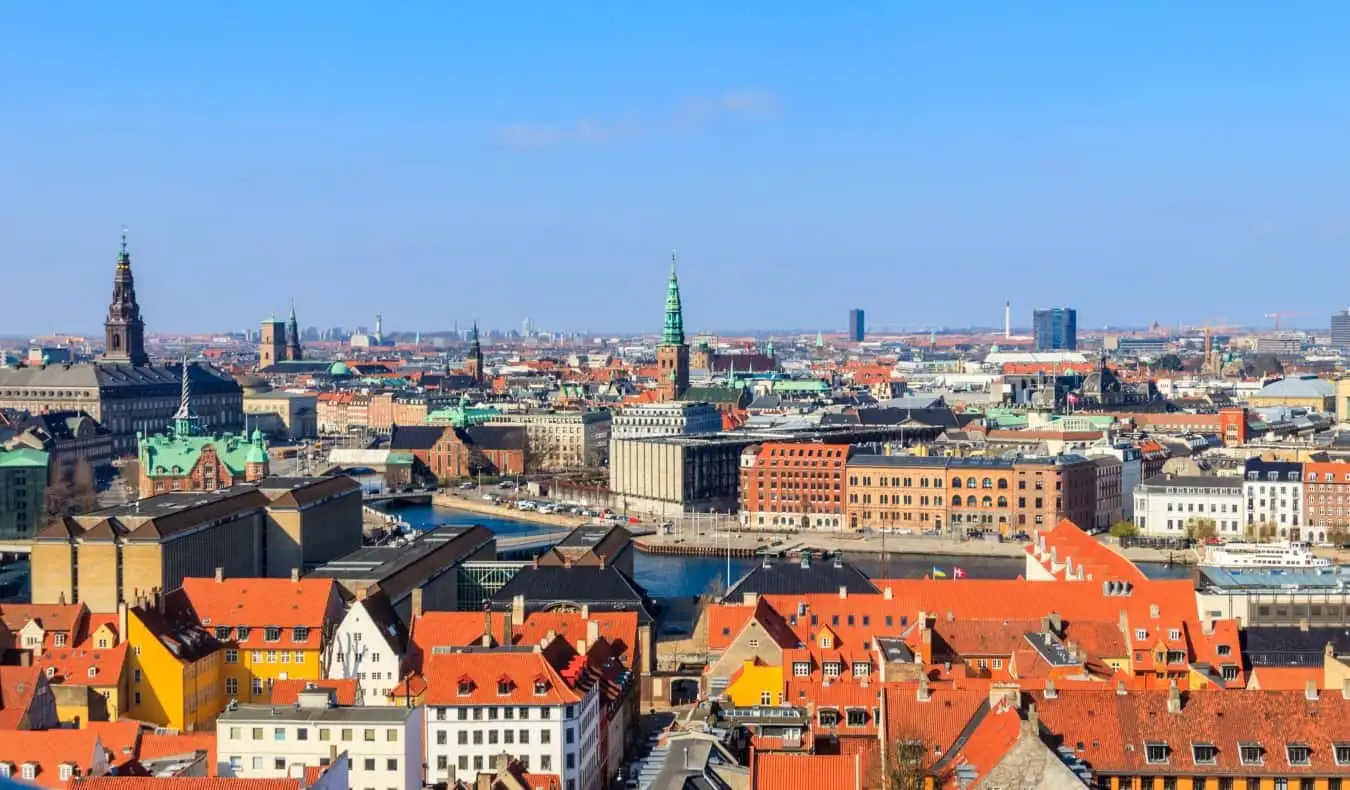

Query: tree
left=1327, top=525, right=1350, bottom=547
left=1154, top=353, right=1183, bottom=372
left=46, top=458, right=99, bottom=518
left=1109, top=520, right=1138, bottom=538
left=880, top=737, right=941, bottom=790
left=1185, top=517, right=1217, bottom=543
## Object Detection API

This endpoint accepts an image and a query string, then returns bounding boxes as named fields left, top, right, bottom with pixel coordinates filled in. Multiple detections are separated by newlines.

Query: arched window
left=982, top=496, right=993, bottom=507
left=997, top=479, right=1008, bottom=489
left=951, top=478, right=962, bottom=489
left=966, top=495, right=977, bottom=507
left=966, top=477, right=977, bottom=489
left=982, top=478, right=993, bottom=489
left=997, top=496, right=1008, bottom=508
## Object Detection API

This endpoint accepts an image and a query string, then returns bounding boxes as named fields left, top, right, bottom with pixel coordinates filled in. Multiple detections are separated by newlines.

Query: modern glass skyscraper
left=1033, top=308, right=1078, bottom=351
left=1331, top=309, right=1350, bottom=350
left=848, top=308, right=865, bottom=342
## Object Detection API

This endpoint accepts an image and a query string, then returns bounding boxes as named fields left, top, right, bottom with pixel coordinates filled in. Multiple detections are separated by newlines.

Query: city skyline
left=7, top=4, right=1350, bottom=332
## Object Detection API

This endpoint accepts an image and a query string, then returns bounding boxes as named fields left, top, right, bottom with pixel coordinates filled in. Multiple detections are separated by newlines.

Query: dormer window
left=215, top=626, right=231, bottom=641
left=58, top=764, right=73, bottom=781
left=823, top=662, right=842, bottom=678
left=818, top=708, right=840, bottom=727
left=1334, top=743, right=1350, bottom=766
left=1135, top=628, right=1147, bottom=641
left=237, top=626, right=251, bottom=641
left=1191, top=743, right=1217, bottom=765
left=792, top=662, right=810, bottom=677
left=456, top=678, right=474, bottom=696
left=1217, top=644, right=1231, bottom=657
left=1286, top=744, right=1311, bottom=766
left=264, top=627, right=281, bottom=642
left=54, top=633, right=66, bottom=647
left=852, top=662, right=870, bottom=678
left=1145, top=742, right=1170, bottom=764
left=1239, top=743, right=1264, bottom=766
left=0, top=763, right=11, bottom=778
left=533, top=679, right=549, bottom=696
left=293, top=627, right=310, bottom=642
left=1167, top=629, right=1180, bottom=641
left=497, top=677, right=514, bottom=696
left=87, top=666, right=97, bottom=678
left=21, top=764, right=36, bottom=781
left=45, top=667, right=55, bottom=679
left=819, top=634, right=833, bottom=650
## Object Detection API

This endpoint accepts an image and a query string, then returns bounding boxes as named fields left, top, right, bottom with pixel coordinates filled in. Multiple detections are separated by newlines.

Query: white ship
left=1201, top=540, right=1333, bottom=570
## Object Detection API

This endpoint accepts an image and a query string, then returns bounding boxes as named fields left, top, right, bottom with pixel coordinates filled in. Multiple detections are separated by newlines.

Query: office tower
left=848, top=309, right=865, bottom=342
left=1332, top=310, right=1350, bottom=350
left=1033, top=308, right=1078, bottom=351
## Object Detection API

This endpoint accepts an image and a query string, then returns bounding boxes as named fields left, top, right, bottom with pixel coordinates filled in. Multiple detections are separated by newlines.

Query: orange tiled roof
left=0, top=664, right=45, bottom=730
left=934, top=699, right=1023, bottom=787
left=36, top=641, right=128, bottom=688
left=0, top=603, right=87, bottom=638
left=269, top=678, right=359, bottom=706
left=422, top=648, right=583, bottom=706
left=136, top=732, right=218, bottom=776
left=1245, top=666, right=1322, bottom=691
left=0, top=720, right=141, bottom=788
left=751, top=753, right=862, bottom=790
left=178, top=577, right=336, bottom=650
left=71, top=780, right=301, bottom=790
left=1027, top=519, right=1147, bottom=584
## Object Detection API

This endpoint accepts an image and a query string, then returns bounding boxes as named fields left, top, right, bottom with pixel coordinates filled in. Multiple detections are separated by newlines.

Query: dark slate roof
left=819, top=407, right=970, bottom=430
left=463, top=425, right=527, bottom=451
left=680, top=386, right=749, bottom=406
left=0, top=361, right=241, bottom=395
left=389, top=425, right=446, bottom=451
left=257, top=360, right=335, bottom=375
left=15, top=410, right=109, bottom=441
left=722, top=556, right=878, bottom=602
left=488, top=565, right=654, bottom=624
left=1241, top=626, right=1350, bottom=666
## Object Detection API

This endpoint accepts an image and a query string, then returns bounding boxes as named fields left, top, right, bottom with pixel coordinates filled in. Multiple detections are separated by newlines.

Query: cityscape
left=6, top=5, right=1350, bottom=790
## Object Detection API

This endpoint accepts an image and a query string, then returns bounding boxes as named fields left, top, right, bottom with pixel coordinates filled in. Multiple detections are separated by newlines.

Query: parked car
left=458, top=482, right=475, bottom=490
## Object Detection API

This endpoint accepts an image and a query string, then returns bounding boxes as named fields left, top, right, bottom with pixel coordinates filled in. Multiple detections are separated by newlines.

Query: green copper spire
left=661, top=251, right=685, bottom=346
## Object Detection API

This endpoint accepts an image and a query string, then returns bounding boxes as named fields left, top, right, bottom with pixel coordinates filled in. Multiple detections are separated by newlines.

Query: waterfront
left=395, top=504, right=1195, bottom=597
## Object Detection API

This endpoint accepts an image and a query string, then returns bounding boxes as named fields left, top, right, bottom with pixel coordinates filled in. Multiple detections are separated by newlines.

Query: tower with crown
left=656, top=252, right=690, bottom=401
left=104, top=230, right=149, bottom=366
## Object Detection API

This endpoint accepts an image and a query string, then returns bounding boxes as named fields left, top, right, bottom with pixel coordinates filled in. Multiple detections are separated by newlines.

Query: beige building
left=31, top=476, right=362, bottom=611
left=241, top=381, right=318, bottom=440
left=609, top=434, right=748, bottom=516
left=485, top=409, right=611, bottom=470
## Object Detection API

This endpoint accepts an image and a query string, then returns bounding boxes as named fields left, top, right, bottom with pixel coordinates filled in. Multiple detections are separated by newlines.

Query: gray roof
left=0, top=361, right=241, bottom=394
left=1255, top=376, right=1334, bottom=399
left=723, top=556, right=878, bottom=602
left=1138, top=474, right=1242, bottom=490
left=219, top=703, right=418, bottom=724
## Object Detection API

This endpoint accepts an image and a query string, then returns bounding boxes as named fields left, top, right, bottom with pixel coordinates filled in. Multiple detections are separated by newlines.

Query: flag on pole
left=932, top=567, right=948, bottom=578
left=953, top=567, right=968, bottom=579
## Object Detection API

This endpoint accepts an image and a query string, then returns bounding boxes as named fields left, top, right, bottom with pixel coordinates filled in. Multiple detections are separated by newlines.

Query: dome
left=328, top=361, right=350, bottom=376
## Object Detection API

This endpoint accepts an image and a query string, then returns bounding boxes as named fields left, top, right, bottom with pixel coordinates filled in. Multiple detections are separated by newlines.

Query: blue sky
left=5, top=2, right=1350, bottom=335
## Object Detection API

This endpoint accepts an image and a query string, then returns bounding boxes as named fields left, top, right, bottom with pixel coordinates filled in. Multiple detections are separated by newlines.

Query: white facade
left=485, top=410, right=612, bottom=469
left=217, top=693, right=424, bottom=790
left=1133, top=474, right=1244, bottom=537
left=425, top=687, right=600, bottom=790
left=610, top=403, right=722, bottom=441
left=325, top=600, right=403, bottom=705
left=1243, top=467, right=1304, bottom=536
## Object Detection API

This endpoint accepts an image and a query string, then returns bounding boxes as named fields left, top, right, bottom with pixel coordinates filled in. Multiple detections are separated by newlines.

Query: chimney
left=581, top=604, right=590, bottom=619
left=1039, top=616, right=1051, bottom=636
left=214, top=567, right=224, bottom=583
left=512, top=594, right=526, bottom=624
left=1116, top=679, right=1127, bottom=696
left=1048, top=612, right=1062, bottom=634
left=1305, top=680, right=1319, bottom=701
left=1166, top=682, right=1181, bottom=714
left=916, top=676, right=931, bottom=702
left=883, top=586, right=893, bottom=601
left=586, top=618, right=600, bottom=650
left=410, top=587, right=423, bottom=618
left=481, top=633, right=492, bottom=648
left=839, top=586, right=847, bottom=600
left=946, top=609, right=954, bottom=622
left=116, top=601, right=128, bottom=646
left=742, top=592, right=759, bottom=606
left=157, top=588, right=165, bottom=615
left=501, top=608, right=513, bottom=647
left=1202, top=619, right=1215, bottom=636
left=290, top=567, right=300, bottom=583
left=1342, top=679, right=1350, bottom=701
left=1044, top=678, right=1057, bottom=699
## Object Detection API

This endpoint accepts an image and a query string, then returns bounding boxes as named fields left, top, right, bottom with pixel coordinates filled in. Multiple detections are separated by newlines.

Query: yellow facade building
left=724, top=658, right=784, bottom=707
left=123, top=598, right=224, bottom=732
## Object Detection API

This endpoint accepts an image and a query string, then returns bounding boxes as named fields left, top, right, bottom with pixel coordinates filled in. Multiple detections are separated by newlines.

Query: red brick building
left=1302, top=461, right=1350, bottom=542
left=739, top=442, right=849, bottom=530
left=391, top=425, right=527, bottom=482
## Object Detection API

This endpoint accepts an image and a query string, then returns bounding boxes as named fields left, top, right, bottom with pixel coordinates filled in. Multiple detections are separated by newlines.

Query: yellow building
left=724, top=658, right=784, bottom=707
left=123, top=598, right=224, bottom=732
left=37, top=618, right=128, bottom=727
left=179, top=574, right=340, bottom=704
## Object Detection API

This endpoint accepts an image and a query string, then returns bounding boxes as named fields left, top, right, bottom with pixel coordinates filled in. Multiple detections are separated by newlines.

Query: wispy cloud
left=498, top=90, right=780, bottom=149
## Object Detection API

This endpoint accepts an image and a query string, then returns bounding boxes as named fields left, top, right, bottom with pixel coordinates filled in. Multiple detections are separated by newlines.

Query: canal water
left=393, top=504, right=1192, bottom=599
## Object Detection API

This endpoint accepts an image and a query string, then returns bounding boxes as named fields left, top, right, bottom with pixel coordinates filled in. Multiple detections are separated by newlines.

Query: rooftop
left=219, top=702, right=417, bottom=723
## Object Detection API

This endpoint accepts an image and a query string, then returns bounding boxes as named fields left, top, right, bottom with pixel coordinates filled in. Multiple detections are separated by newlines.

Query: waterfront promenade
left=428, top=489, right=1185, bottom=564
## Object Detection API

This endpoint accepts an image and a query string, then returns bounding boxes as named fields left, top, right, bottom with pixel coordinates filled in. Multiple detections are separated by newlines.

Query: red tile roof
left=0, top=720, right=141, bottom=788
left=178, top=577, right=337, bottom=650
left=0, top=664, right=46, bottom=730
left=71, top=780, right=301, bottom=790
left=268, top=678, right=359, bottom=706
left=1245, top=666, right=1323, bottom=691
left=136, top=732, right=218, bottom=776
left=422, top=648, right=583, bottom=706
left=36, top=641, right=128, bottom=688
left=0, top=603, right=87, bottom=638
left=751, top=753, right=864, bottom=790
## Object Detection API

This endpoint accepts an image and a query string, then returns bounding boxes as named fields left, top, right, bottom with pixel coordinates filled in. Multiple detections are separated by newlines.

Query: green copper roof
left=0, top=446, right=49, bottom=468
left=139, top=428, right=264, bottom=478
left=425, top=403, right=501, bottom=428
left=661, top=252, right=685, bottom=346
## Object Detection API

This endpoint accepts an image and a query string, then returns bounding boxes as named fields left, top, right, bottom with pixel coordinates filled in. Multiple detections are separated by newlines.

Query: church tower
left=285, top=301, right=303, bottom=361
left=104, top=230, right=149, bottom=366
left=656, top=252, right=689, bottom=401
left=259, top=314, right=287, bottom=370
left=466, top=322, right=484, bottom=384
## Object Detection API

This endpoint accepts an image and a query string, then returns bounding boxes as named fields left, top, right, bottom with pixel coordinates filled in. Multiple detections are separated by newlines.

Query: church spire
left=171, top=356, right=200, bottom=437
left=104, top=228, right=149, bottom=366
left=662, top=251, right=685, bottom=347
left=285, top=298, right=303, bottom=361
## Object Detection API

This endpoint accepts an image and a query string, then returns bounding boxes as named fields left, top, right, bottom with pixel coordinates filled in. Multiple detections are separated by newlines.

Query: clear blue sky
left=5, top=2, right=1350, bottom=336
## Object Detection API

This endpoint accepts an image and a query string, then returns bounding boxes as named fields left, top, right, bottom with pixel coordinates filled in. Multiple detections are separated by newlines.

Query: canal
left=395, top=504, right=1193, bottom=599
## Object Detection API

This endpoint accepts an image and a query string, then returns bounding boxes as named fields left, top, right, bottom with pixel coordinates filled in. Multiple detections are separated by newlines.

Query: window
left=852, top=662, right=870, bottom=677
left=225, top=649, right=238, bottom=664
left=1217, top=644, right=1231, bottom=657
left=1335, top=743, right=1350, bottom=765
left=274, top=728, right=285, bottom=741
left=1239, top=743, right=1264, bottom=765
left=846, top=708, right=867, bottom=727
left=818, top=709, right=840, bottom=727
left=534, top=680, right=548, bottom=695
left=541, top=729, right=551, bottom=744
left=540, top=756, right=552, bottom=771
left=1168, top=628, right=1180, bottom=641
left=297, top=728, right=308, bottom=741
left=793, top=662, right=810, bottom=677
left=457, top=731, right=468, bottom=745
left=363, top=729, right=376, bottom=742
left=251, top=757, right=263, bottom=770
left=59, top=764, right=73, bottom=781
left=274, top=758, right=286, bottom=771
left=216, top=626, right=231, bottom=640
left=341, top=729, right=352, bottom=741
left=1287, top=744, right=1311, bottom=766
left=1145, top=742, right=1169, bottom=764
left=1221, top=665, right=1240, bottom=681
left=520, top=729, right=529, bottom=744
left=497, top=680, right=512, bottom=696
left=747, top=639, right=759, bottom=648
left=1135, top=628, right=1147, bottom=641
left=386, top=729, right=398, bottom=742
left=458, top=680, right=473, bottom=696
left=238, top=626, right=251, bottom=641
left=386, top=759, right=398, bottom=771
left=54, top=633, right=67, bottom=647
left=293, top=626, right=310, bottom=642
left=264, top=626, right=281, bottom=642
left=319, top=728, right=330, bottom=741
left=363, top=758, right=375, bottom=771
left=1192, top=743, right=1217, bottom=765
left=224, top=677, right=238, bottom=696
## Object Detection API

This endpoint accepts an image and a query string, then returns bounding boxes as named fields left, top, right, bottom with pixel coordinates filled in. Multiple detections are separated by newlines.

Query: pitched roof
left=131, top=595, right=222, bottom=664
left=422, top=648, right=584, bottom=706
left=0, top=720, right=142, bottom=788
left=0, top=664, right=45, bottom=730
left=488, top=566, right=654, bottom=624
left=751, top=753, right=862, bottom=790
left=269, top=678, right=359, bottom=706
left=0, top=603, right=87, bottom=636
left=725, top=557, right=878, bottom=601
left=463, top=425, right=528, bottom=451
left=177, top=577, right=336, bottom=649
left=71, top=780, right=300, bottom=790
left=388, top=425, right=447, bottom=451
left=35, top=641, right=128, bottom=688
left=136, top=732, right=218, bottom=777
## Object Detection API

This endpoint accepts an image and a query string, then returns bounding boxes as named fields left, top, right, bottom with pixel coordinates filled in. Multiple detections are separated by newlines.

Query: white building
left=217, top=687, right=423, bottom=790
left=423, top=644, right=599, bottom=790
left=325, top=596, right=405, bottom=706
left=609, top=402, right=722, bottom=441
left=485, top=410, right=612, bottom=469
left=1243, top=460, right=1305, bottom=537
left=1133, top=474, right=1244, bottom=538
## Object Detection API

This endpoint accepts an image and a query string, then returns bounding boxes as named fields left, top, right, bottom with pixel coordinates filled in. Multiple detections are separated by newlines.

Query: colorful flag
left=954, top=567, right=968, bottom=579
left=932, top=567, right=948, bottom=578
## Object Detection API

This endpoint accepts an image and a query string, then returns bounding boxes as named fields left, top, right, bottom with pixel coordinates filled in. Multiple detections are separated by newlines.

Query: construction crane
left=1264, top=311, right=1308, bottom=331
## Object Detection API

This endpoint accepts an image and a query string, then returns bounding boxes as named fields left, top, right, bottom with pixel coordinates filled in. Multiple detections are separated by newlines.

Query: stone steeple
left=104, top=229, right=149, bottom=365
left=656, top=251, right=690, bottom=401
left=467, top=322, right=484, bottom=384
left=286, top=300, right=303, bottom=361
